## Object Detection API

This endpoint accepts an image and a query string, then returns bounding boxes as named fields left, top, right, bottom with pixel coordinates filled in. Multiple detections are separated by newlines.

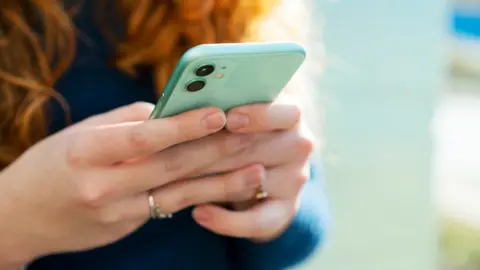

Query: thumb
left=76, top=102, right=155, bottom=128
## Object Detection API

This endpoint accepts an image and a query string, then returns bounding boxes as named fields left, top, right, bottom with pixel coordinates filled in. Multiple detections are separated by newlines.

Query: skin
left=0, top=96, right=314, bottom=270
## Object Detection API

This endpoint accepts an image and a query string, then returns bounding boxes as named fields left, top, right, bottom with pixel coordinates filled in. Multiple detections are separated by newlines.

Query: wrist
left=0, top=220, right=32, bottom=270
left=0, top=258, right=25, bottom=270
left=0, top=174, right=37, bottom=269
left=0, top=223, right=34, bottom=270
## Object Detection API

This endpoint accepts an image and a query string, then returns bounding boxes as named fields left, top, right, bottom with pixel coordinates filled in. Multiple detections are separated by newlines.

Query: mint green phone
left=149, top=42, right=306, bottom=119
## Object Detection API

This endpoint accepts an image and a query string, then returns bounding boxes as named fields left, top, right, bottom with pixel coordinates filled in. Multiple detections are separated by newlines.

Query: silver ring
left=148, top=194, right=173, bottom=219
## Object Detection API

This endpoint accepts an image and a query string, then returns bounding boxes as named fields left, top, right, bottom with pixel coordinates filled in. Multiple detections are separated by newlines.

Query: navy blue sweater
left=27, top=2, right=329, bottom=270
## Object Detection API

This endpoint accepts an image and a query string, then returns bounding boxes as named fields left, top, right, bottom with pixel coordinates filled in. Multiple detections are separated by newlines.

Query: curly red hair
left=0, top=0, right=310, bottom=169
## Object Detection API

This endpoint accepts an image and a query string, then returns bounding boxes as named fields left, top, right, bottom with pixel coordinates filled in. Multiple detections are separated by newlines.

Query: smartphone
left=149, top=42, right=306, bottom=119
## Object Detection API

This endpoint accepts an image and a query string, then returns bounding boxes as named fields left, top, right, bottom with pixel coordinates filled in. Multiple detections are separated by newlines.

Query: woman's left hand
left=192, top=97, right=316, bottom=242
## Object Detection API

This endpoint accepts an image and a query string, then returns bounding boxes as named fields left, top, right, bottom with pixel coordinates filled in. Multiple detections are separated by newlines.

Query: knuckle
left=66, top=146, right=83, bottom=168
left=295, top=135, right=315, bottom=157
left=231, top=139, right=257, bottom=162
left=166, top=119, right=193, bottom=142
left=153, top=191, right=187, bottom=214
left=246, top=141, right=259, bottom=156
left=128, top=102, right=153, bottom=118
left=215, top=133, right=232, bottom=156
left=294, top=172, right=310, bottom=188
left=222, top=175, right=239, bottom=201
left=226, top=170, right=260, bottom=201
left=228, top=133, right=256, bottom=153
left=97, top=209, right=124, bottom=225
left=176, top=193, right=197, bottom=210
left=127, top=125, right=150, bottom=150
left=203, top=133, right=230, bottom=159
left=65, top=135, right=86, bottom=167
left=76, top=182, right=109, bottom=208
left=162, top=151, right=184, bottom=173
left=179, top=180, right=210, bottom=208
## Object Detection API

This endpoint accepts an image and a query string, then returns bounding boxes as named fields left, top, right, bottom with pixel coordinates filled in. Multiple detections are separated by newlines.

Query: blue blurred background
left=295, top=0, right=480, bottom=269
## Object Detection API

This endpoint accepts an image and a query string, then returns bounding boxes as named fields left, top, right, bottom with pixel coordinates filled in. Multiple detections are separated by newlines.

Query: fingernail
left=270, top=104, right=301, bottom=125
left=228, top=113, right=250, bottom=130
left=195, top=209, right=212, bottom=223
left=202, top=112, right=226, bottom=129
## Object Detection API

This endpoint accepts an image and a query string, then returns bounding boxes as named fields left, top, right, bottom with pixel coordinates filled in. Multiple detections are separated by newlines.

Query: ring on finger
left=148, top=193, right=173, bottom=219
left=254, top=186, right=269, bottom=200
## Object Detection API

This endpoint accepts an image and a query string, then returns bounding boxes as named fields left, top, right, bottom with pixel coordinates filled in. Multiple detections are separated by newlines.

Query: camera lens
left=195, top=65, right=215, bottom=77
left=186, top=80, right=206, bottom=92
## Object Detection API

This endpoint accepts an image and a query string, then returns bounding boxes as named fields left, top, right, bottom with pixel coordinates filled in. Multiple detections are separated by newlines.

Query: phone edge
left=149, top=42, right=306, bottom=119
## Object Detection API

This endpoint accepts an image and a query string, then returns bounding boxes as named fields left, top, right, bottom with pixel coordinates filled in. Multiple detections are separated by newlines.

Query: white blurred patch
left=433, top=92, right=480, bottom=224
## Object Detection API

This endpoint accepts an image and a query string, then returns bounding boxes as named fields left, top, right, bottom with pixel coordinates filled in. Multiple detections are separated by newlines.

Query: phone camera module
left=186, top=80, right=206, bottom=92
left=195, top=65, right=215, bottom=77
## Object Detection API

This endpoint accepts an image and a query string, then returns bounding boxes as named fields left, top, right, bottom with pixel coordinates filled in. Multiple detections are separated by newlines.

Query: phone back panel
left=150, top=42, right=306, bottom=118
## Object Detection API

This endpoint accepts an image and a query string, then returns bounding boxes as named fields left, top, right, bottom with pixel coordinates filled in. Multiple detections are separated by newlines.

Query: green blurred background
left=291, top=0, right=480, bottom=269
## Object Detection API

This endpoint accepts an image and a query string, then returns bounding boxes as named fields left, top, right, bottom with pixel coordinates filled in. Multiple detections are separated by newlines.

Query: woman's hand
left=191, top=98, right=316, bottom=242
left=0, top=102, right=264, bottom=268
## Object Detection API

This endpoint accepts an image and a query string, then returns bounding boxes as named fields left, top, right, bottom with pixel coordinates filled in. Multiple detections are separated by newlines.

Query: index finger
left=67, top=107, right=226, bottom=166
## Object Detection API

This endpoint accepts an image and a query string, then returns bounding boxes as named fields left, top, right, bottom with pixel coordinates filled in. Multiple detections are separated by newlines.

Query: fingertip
left=247, top=164, right=267, bottom=184
left=287, top=103, right=302, bottom=122
left=192, top=204, right=218, bottom=225
left=119, top=102, right=155, bottom=121
left=244, top=163, right=265, bottom=175
left=128, top=101, right=155, bottom=110
left=201, top=110, right=227, bottom=130
left=269, top=103, right=302, bottom=127
left=225, top=105, right=260, bottom=132
left=226, top=102, right=302, bottom=132
left=164, top=107, right=226, bottom=141
left=226, top=111, right=250, bottom=132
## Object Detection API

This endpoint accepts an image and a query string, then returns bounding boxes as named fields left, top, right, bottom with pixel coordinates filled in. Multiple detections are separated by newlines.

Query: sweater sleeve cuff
left=232, top=163, right=331, bottom=270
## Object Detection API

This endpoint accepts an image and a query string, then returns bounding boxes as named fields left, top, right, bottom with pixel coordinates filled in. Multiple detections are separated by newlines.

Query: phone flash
left=215, top=73, right=224, bottom=79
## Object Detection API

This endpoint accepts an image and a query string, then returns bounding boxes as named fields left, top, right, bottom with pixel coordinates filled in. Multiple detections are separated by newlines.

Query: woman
left=0, top=0, right=329, bottom=270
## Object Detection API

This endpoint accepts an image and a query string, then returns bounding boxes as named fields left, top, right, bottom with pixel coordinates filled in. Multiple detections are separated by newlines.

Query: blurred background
left=294, top=0, right=480, bottom=269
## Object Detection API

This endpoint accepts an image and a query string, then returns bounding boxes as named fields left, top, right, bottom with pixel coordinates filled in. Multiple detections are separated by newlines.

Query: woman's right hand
left=0, top=102, right=261, bottom=269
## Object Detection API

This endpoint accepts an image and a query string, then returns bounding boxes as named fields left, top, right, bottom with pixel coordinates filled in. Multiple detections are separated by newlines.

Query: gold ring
left=255, top=187, right=269, bottom=200
left=148, top=194, right=173, bottom=219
